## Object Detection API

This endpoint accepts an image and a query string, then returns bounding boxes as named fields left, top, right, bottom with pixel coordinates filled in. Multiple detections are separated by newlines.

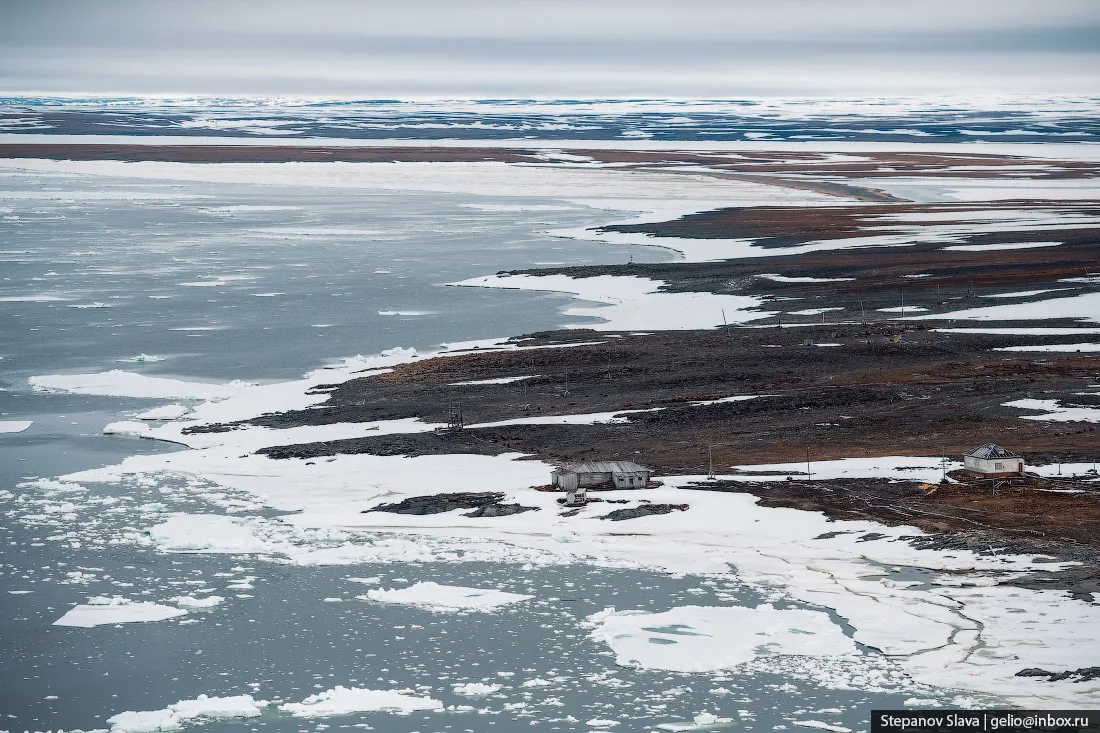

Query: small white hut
left=963, top=444, right=1024, bottom=477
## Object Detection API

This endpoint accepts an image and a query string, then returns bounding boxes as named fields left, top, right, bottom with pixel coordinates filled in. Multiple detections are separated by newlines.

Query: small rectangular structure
left=551, top=461, right=652, bottom=495
left=963, top=444, right=1024, bottom=477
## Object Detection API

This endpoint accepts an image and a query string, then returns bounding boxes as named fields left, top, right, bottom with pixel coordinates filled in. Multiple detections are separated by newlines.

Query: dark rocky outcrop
left=1015, top=667, right=1100, bottom=683
left=600, top=503, right=689, bottom=521
left=364, top=492, right=538, bottom=518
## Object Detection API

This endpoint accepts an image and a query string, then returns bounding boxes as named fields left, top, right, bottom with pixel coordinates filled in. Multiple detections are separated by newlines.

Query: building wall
left=555, top=469, right=652, bottom=490
left=612, top=471, right=651, bottom=489
left=964, top=455, right=1023, bottom=475
left=552, top=472, right=579, bottom=491
left=577, top=471, right=613, bottom=487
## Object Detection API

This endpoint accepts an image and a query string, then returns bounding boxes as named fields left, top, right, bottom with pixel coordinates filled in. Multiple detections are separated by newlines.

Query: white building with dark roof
left=963, top=444, right=1024, bottom=477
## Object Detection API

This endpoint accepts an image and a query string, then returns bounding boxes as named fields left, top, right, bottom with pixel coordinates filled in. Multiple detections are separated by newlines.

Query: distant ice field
left=4, top=95, right=1100, bottom=147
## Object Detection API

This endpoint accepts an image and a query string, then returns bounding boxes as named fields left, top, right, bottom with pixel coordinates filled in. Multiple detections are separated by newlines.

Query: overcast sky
left=2, top=0, right=1098, bottom=98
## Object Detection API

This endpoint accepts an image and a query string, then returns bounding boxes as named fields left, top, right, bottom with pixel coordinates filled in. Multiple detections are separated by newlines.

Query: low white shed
left=963, top=444, right=1024, bottom=477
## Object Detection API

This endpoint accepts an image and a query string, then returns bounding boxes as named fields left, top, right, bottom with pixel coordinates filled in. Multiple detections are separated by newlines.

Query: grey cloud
left=1, top=0, right=1097, bottom=96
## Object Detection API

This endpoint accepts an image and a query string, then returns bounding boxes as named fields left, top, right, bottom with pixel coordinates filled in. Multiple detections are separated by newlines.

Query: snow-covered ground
left=911, top=292, right=1100, bottom=324
left=25, top=341, right=1099, bottom=710
left=453, top=274, right=769, bottom=330
left=7, top=145, right=1100, bottom=722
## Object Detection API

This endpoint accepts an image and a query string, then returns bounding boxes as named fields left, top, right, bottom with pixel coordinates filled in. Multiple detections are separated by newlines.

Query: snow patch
left=454, top=273, right=768, bottom=331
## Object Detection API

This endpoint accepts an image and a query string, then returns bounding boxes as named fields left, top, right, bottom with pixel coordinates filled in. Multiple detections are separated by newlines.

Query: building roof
left=964, top=444, right=1021, bottom=460
left=553, top=461, right=650, bottom=474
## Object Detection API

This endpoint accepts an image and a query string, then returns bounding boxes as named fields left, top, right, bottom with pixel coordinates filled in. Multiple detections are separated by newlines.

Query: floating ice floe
left=363, top=581, right=533, bottom=612
left=0, top=420, right=32, bottom=433
left=584, top=604, right=858, bottom=673
left=103, top=421, right=152, bottom=437
left=106, top=694, right=268, bottom=733
left=452, top=682, right=503, bottom=696
left=791, top=721, right=851, bottom=732
left=279, top=686, right=444, bottom=717
left=147, top=514, right=278, bottom=554
left=0, top=294, right=69, bottom=302
left=656, top=712, right=735, bottom=731
left=29, top=370, right=253, bottom=400
left=118, top=354, right=166, bottom=363
left=53, top=596, right=187, bottom=628
left=135, top=404, right=190, bottom=420
left=171, top=594, right=224, bottom=609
